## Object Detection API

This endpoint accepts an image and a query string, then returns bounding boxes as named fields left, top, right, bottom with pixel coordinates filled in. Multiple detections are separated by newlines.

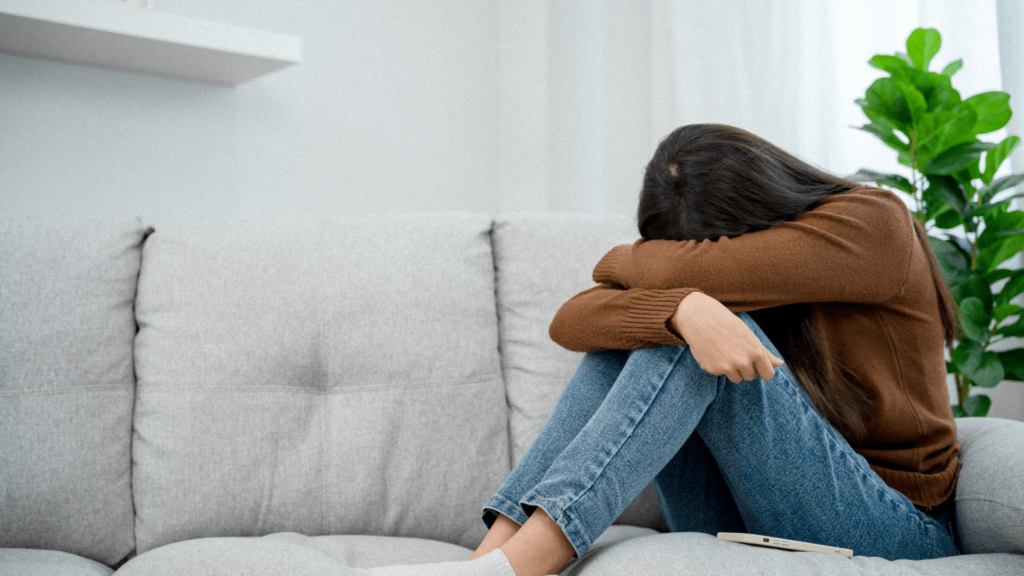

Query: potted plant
left=850, top=27, right=1024, bottom=417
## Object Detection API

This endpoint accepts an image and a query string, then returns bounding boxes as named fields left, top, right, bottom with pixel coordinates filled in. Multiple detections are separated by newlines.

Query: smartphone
left=717, top=532, right=853, bottom=558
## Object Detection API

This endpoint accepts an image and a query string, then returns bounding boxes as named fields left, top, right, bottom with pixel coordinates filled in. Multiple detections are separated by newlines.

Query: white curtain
left=497, top=0, right=1012, bottom=215
left=496, top=0, right=1024, bottom=418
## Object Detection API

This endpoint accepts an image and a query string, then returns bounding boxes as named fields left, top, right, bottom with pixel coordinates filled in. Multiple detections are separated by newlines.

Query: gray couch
left=1, top=213, right=1022, bottom=576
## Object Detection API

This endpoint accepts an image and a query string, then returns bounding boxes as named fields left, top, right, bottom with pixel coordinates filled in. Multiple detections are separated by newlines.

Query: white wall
left=0, top=0, right=503, bottom=224
left=2, top=0, right=1022, bottom=419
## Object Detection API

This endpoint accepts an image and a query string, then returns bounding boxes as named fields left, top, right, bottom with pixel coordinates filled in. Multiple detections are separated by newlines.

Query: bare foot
left=498, top=507, right=576, bottom=576
left=468, top=513, right=521, bottom=560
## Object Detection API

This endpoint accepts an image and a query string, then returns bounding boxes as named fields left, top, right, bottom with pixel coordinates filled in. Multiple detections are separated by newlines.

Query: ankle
left=499, top=508, right=576, bottom=576
left=469, top=513, right=521, bottom=560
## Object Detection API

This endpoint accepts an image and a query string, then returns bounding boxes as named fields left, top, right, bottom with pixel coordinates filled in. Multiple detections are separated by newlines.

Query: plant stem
left=956, top=373, right=970, bottom=407
left=910, top=131, right=921, bottom=216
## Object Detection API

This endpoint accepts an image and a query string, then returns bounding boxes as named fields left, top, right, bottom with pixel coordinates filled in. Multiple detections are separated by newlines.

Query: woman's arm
left=550, top=284, right=784, bottom=382
left=548, top=283, right=696, bottom=353
left=593, top=187, right=915, bottom=308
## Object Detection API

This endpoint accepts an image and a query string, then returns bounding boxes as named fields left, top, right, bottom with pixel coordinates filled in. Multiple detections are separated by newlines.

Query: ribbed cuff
left=618, top=288, right=700, bottom=346
left=870, top=452, right=962, bottom=509
left=592, top=245, right=630, bottom=285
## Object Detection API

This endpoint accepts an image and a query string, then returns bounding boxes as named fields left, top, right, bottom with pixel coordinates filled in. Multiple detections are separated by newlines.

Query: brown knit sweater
left=548, top=185, right=960, bottom=508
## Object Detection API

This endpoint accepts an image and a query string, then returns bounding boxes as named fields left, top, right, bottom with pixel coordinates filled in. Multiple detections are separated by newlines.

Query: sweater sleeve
left=548, top=283, right=698, bottom=353
left=591, top=186, right=916, bottom=310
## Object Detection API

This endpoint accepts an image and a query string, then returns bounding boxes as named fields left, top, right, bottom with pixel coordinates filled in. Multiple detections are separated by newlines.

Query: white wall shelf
left=0, top=0, right=301, bottom=86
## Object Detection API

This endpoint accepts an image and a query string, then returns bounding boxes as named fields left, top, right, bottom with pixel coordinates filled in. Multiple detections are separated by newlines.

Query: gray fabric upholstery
left=559, top=532, right=1024, bottom=575
left=263, top=532, right=474, bottom=568
left=112, top=525, right=656, bottom=575
left=0, top=549, right=114, bottom=576
left=0, top=216, right=148, bottom=566
left=490, top=213, right=667, bottom=531
left=132, top=214, right=509, bottom=554
left=954, top=417, right=1024, bottom=554
left=113, top=537, right=364, bottom=576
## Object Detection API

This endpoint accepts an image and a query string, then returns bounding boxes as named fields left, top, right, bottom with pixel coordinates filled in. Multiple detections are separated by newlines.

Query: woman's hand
left=669, top=292, right=784, bottom=383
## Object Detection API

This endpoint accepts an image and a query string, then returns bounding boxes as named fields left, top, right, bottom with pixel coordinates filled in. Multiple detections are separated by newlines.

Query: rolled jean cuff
left=519, top=491, right=589, bottom=559
left=482, top=495, right=529, bottom=529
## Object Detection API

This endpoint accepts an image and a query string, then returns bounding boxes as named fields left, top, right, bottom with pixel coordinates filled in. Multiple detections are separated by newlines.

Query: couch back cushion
left=491, top=213, right=667, bottom=531
left=0, top=216, right=149, bottom=566
left=132, top=214, right=508, bottom=553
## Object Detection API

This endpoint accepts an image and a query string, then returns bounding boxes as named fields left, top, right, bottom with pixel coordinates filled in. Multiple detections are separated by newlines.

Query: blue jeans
left=482, top=312, right=960, bottom=561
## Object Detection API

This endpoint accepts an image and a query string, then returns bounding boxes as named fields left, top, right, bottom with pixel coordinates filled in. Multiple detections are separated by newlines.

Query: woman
left=367, top=124, right=963, bottom=576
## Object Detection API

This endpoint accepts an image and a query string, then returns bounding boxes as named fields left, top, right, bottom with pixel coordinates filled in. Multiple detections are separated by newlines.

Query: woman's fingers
left=753, top=350, right=784, bottom=381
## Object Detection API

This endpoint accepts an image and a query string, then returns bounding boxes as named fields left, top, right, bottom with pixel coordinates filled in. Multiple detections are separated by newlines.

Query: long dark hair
left=637, top=124, right=960, bottom=443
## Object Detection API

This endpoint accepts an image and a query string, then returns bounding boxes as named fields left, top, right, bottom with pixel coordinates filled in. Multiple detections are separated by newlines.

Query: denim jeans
left=482, top=312, right=960, bottom=561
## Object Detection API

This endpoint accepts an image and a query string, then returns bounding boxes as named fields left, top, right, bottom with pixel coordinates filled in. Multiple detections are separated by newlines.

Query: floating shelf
left=0, top=0, right=302, bottom=86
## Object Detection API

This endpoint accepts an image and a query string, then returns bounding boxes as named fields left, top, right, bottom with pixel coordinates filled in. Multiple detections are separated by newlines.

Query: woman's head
left=638, top=124, right=858, bottom=241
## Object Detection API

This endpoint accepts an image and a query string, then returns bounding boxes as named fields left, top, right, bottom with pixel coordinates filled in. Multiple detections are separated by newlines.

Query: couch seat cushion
left=560, top=532, right=1024, bottom=576
left=0, top=548, right=114, bottom=576
left=113, top=525, right=657, bottom=575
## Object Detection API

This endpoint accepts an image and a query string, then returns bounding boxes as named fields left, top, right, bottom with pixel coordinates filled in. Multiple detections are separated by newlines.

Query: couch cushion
left=490, top=213, right=667, bottom=531
left=559, top=531, right=1024, bottom=575
left=113, top=537, right=363, bottom=576
left=114, top=525, right=656, bottom=576
left=0, top=216, right=149, bottom=566
left=132, top=214, right=508, bottom=554
left=954, top=416, right=1024, bottom=554
left=0, top=548, right=114, bottom=576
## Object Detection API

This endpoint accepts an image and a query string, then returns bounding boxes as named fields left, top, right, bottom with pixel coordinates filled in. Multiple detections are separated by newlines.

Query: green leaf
left=869, top=54, right=914, bottom=76
left=977, top=209, right=1024, bottom=272
left=951, top=405, right=968, bottom=418
left=941, top=59, right=963, bottom=77
left=954, top=273, right=995, bottom=313
left=925, top=75, right=962, bottom=113
left=952, top=338, right=1004, bottom=388
left=896, top=81, right=928, bottom=123
left=924, top=141, right=995, bottom=175
left=933, top=207, right=962, bottom=229
left=981, top=173, right=1024, bottom=204
left=853, top=124, right=911, bottom=155
left=963, top=394, right=992, bottom=416
left=927, top=175, right=970, bottom=217
left=990, top=234, right=1024, bottom=273
left=984, top=268, right=1018, bottom=284
left=982, top=136, right=1020, bottom=185
left=965, top=91, right=1012, bottom=134
left=917, top=104, right=978, bottom=157
left=995, top=268, right=1024, bottom=307
left=864, top=77, right=913, bottom=133
left=947, top=360, right=957, bottom=374
left=996, top=314, right=1024, bottom=337
left=928, top=235, right=973, bottom=284
left=997, top=349, right=1024, bottom=380
left=846, top=169, right=914, bottom=194
left=952, top=337, right=985, bottom=372
left=958, top=297, right=990, bottom=339
left=968, top=200, right=1009, bottom=220
left=907, top=28, right=942, bottom=71
left=972, top=354, right=1004, bottom=388
left=994, top=303, right=1023, bottom=322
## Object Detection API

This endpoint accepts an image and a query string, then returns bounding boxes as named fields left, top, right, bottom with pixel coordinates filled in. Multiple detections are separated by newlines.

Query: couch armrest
left=954, top=416, right=1024, bottom=554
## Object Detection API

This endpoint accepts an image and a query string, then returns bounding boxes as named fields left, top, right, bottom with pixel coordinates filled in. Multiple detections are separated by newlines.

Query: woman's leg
left=653, top=432, right=745, bottom=535
left=479, top=349, right=631, bottom=537
left=514, top=311, right=958, bottom=562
